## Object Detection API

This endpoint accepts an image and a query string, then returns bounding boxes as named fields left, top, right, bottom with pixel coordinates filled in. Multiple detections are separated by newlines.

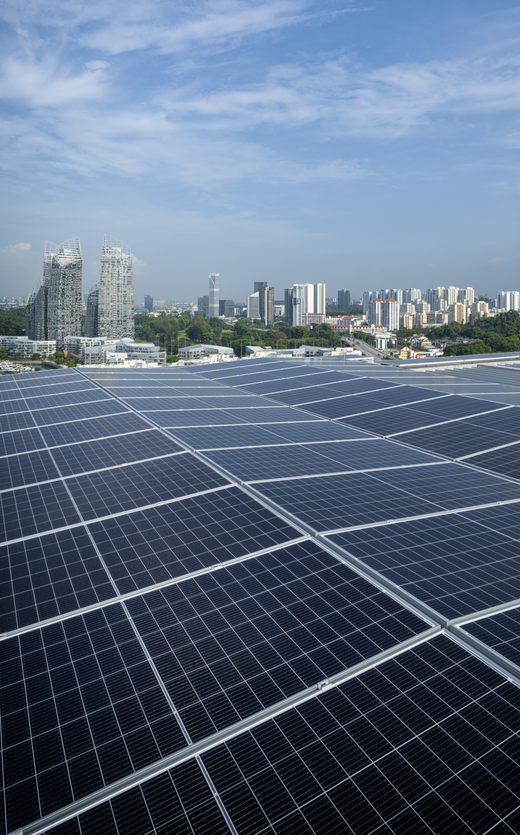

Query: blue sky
left=1, top=0, right=519, bottom=304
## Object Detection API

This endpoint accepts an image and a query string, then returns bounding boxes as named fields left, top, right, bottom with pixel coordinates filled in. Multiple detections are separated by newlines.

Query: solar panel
left=0, top=481, right=82, bottom=543
left=204, top=440, right=443, bottom=483
left=201, top=634, right=520, bottom=834
left=88, top=487, right=301, bottom=592
left=125, top=540, right=429, bottom=741
left=465, top=442, right=520, bottom=480
left=50, top=430, right=183, bottom=476
left=1, top=605, right=187, bottom=833
left=65, top=454, right=229, bottom=520
left=0, top=448, right=60, bottom=490
left=5, top=361, right=520, bottom=835
left=38, top=411, right=152, bottom=446
left=0, top=527, right=116, bottom=632
left=0, top=427, right=46, bottom=456
left=462, top=609, right=520, bottom=668
left=328, top=513, right=520, bottom=619
left=32, top=400, right=131, bottom=426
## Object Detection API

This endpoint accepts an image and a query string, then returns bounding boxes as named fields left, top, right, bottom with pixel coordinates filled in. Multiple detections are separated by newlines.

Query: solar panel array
left=3, top=359, right=520, bottom=834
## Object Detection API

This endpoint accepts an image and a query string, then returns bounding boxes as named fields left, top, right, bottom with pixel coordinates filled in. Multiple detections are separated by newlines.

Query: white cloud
left=489, top=257, right=505, bottom=264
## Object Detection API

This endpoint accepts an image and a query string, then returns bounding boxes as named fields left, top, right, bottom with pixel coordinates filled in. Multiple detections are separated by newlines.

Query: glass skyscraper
left=209, top=273, right=219, bottom=319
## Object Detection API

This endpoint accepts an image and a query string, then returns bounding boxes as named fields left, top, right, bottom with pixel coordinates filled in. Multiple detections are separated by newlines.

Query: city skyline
left=1, top=2, right=520, bottom=300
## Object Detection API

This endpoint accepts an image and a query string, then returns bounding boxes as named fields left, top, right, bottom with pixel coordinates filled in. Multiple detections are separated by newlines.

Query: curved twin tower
left=26, top=235, right=135, bottom=349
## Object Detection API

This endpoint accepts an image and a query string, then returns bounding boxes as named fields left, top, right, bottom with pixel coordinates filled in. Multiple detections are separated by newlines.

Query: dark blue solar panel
left=0, top=527, right=115, bottom=632
left=43, top=759, right=229, bottom=835
left=238, top=371, right=358, bottom=394
left=0, top=427, right=45, bottom=456
left=126, top=540, right=428, bottom=741
left=202, top=634, right=520, bottom=835
left=396, top=421, right=514, bottom=458
left=463, top=609, right=520, bottom=670
left=0, top=481, right=82, bottom=543
left=38, top=412, right=152, bottom=446
left=340, top=405, right=466, bottom=435
left=204, top=440, right=442, bottom=482
left=254, top=472, right=444, bottom=531
left=50, top=430, right=183, bottom=476
left=88, top=487, right=300, bottom=592
left=0, top=605, right=186, bottom=833
left=0, top=449, right=60, bottom=490
left=328, top=513, right=520, bottom=619
left=66, top=454, right=229, bottom=520
left=24, top=389, right=110, bottom=409
left=168, top=421, right=369, bottom=449
left=271, top=378, right=398, bottom=407
left=367, top=461, right=520, bottom=510
left=467, top=442, right=520, bottom=480
left=32, top=400, right=130, bottom=426
left=0, top=411, right=36, bottom=432
left=0, top=397, right=30, bottom=415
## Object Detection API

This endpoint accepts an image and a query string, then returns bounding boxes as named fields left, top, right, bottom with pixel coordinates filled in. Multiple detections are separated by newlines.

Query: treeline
left=395, top=310, right=520, bottom=356
left=135, top=312, right=342, bottom=359
left=444, top=311, right=520, bottom=355
left=0, top=308, right=26, bottom=335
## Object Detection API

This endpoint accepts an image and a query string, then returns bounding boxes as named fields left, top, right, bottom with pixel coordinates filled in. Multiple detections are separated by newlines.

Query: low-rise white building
left=64, top=336, right=166, bottom=365
left=0, top=336, right=56, bottom=357
left=178, top=344, right=234, bottom=361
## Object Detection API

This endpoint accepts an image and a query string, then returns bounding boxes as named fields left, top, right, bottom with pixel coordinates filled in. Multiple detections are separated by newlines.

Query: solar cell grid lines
left=88, top=487, right=301, bottom=592
left=462, top=609, right=520, bottom=668
left=0, top=448, right=60, bottom=490
left=396, top=420, right=517, bottom=459
left=254, top=472, right=444, bottom=531
left=0, top=527, right=115, bottom=632
left=32, top=400, right=131, bottom=427
left=65, top=453, right=230, bottom=520
left=168, top=421, right=371, bottom=450
left=201, top=634, right=520, bottom=835
left=0, top=480, right=81, bottom=543
left=125, top=540, right=429, bottom=742
left=42, top=759, right=230, bottom=835
left=270, top=378, right=399, bottom=407
left=0, top=427, right=46, bottom=457
left=0, top=605, right=187, bottom=834
left=49, top=430, right=184, bottom=476
left=204, top=439, right=444, bottom=483
left=465, top=441, right=520, bottom=480
left=327, top=514, right=520, bottom=619
left=6, top=360, right=520, bottom=835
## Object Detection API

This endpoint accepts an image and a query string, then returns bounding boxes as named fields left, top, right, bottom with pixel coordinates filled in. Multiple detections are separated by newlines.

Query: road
left=345, top=338, right=387, bottom=359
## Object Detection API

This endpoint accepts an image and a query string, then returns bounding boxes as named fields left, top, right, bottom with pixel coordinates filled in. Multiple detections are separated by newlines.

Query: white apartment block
left=0, top=336, right=56, bottom=358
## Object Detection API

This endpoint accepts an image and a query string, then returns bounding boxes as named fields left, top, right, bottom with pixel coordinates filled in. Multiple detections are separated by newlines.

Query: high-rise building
left=284, top=284, right=315, bottom=326
left=97, top=236, right=135, bottom=339
left=85, top=284, right=99, bottom=337
left=198, top=296, right=209, bottom=318
left=446, top=286, right=458, bottom=306
left=46, top=238, right=83, bottom=350
left=382, top=298, right=399, bottom=331
left=337, top=289, right=350, bottom=311
left=362, top=291, right=379, bottom=313
left=314, top=283, right=326, bottom=315
left=144, top=295, right=153, bottom=312
left=26, top=277, right=49, bottom=340
left=219, top=299, right=235, bottom=316
left=367, top=298, right=382, bottom=326
left=254, top=282, right=268, bottom=294
left=247, top=292, right=260, bottom=320
left=498, top=291, right=520, bottom=311
left=259, top=286, right=274, bottom=326
left=209, top=273, right=219, bottom=318
left=403, top=288, right=422, bottom=303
